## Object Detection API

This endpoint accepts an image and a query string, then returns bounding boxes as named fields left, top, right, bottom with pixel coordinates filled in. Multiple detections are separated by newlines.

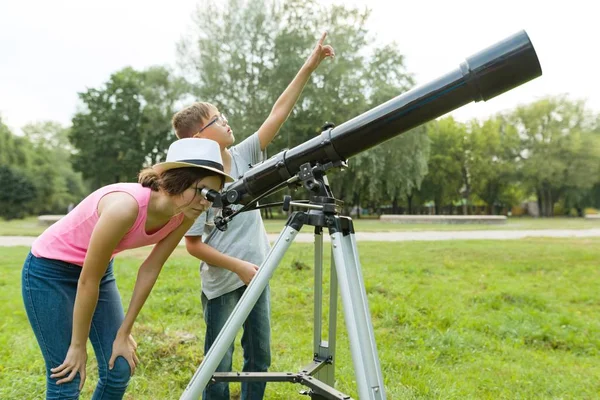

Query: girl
left=22, top=138, right=232, bottom=399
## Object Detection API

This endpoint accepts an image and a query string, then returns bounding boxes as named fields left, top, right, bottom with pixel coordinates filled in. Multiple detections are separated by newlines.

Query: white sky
left=0, top=0, right=598, bottom=133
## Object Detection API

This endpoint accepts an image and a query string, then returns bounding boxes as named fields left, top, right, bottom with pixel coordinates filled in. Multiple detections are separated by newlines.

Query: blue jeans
left=22, top=252, right=131, bottom=399
left=202, top=285, right=271, bottom=400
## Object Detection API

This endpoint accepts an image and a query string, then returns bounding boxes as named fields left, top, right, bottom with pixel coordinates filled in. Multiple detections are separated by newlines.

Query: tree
left=178, top=0, right=280, bottom=141
left=0, top=165, right=37, bottom=220
left=22, top=120, right=73, bottom=151
left=363, top=125, right=430, bottom=215
left=0, top=116, right=34, bottom=168
left=332, top=43, right=429, bottom=216
left=418, top=117, right=464, bottom=214
left=139, top=67, right=190, bottom=165
left=559, top=129, right=600, bottom=215
left=70, top=66, right=187, bottom=189
left=0, top=118, right=85, bottom=217
left=178, top=0, right=427, bottom=211
left=22, top=121, right=87, bottom=214
left=507, top=96, right=600, bottom=217
left=468, top=117, right=520, bottom=214
left=0, top=117, right=16, bottom=166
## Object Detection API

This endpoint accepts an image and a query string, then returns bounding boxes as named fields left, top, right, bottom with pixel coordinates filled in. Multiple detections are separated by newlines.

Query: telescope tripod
left=180, top=168, right=386, bottom=400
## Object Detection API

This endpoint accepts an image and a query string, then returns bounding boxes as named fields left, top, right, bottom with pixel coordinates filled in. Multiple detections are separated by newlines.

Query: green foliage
left=0, top=118, right=86, bottom=217
left=21, top=121, right=87, bottom=214
left=70, top=66, right=187, bottom=189
left=0, top=165, right=37, bottom=219
left=22, top=120, right=72, bottom=150
left=418, top=117, right=464, bottom=214
left=178, top=0, right=428, bottom=211
left=506, top=96, right=600, bottom=216
left=468, top=117, right=521, bottom=212
left=415, top=97, right=600, bottom=216
left=0, top=118, right=17, bottom=165
left=0, top=117, right=35, bottom=168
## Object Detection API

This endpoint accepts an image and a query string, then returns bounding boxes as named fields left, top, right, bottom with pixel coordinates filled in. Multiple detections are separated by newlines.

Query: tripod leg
left=330, top=218, right=386, bottom=400
left=313, top=228, right=338, bottom=386
left=180, top=218, right=303, bottom=400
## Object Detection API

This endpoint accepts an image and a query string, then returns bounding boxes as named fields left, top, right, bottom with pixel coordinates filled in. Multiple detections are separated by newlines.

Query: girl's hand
left=109, top=333, right=140, bottom=376
left=304, top=31, right=335, bottom=72
left=50, top=344, right=88, bottom=389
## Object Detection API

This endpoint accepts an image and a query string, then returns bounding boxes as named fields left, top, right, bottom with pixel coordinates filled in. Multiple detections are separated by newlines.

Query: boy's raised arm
left=257, top=31, right=335, bottom=151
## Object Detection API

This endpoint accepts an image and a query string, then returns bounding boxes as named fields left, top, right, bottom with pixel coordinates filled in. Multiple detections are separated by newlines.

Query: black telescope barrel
left=326, top=29, right=541, bottom=160
left=223, top=30, right=542, bottom=206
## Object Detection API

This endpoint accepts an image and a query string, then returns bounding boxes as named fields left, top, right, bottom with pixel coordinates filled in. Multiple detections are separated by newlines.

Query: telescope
left=183, top=30, right=542, bottom=400
left=211, top=30, right=541, bottom=213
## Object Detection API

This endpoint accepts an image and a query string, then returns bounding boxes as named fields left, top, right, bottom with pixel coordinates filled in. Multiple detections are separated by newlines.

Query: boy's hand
left=235, top=260, right=259, bottom=285
left=304, top=31, right=335, bottom=72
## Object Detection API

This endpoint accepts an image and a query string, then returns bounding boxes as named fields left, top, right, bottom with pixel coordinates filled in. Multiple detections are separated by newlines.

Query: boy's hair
left=172, top=102, right=213, bottom=139
left=138, top=166, right=223, bottom=194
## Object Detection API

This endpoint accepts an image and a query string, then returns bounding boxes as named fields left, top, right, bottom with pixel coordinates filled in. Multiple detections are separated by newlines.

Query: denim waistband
left=25, top=251, right=114, bottom=277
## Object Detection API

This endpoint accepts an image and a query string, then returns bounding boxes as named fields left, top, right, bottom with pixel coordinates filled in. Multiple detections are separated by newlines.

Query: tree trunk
left=407, top=193, right=413, bottom=214
left=538, top=185, right=555, bottom=217
left=461, top=165, right=471, bottom=215
left=546, top=188, right=554, bottom=217
left=354, top=192, right=361, bottom=219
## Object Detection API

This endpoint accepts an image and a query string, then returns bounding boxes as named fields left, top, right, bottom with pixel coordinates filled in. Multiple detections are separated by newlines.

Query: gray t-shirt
left=186, top=133, right=271, bottom=300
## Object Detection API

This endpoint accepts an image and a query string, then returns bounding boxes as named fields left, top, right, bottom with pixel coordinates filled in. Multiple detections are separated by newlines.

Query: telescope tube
left=223, top=30, right=542, bottom=206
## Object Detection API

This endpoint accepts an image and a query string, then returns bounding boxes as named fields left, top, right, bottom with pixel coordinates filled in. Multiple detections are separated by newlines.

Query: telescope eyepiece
left=200, top=188, right=220, bottom=202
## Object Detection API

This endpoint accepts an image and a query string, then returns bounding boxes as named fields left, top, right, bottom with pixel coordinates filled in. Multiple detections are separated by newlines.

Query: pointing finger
left=318, top=31, right=327, bottom=46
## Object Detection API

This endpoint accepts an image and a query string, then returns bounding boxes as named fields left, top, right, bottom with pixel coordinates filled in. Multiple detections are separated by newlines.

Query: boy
left=173, top=32, right=334, bottom=400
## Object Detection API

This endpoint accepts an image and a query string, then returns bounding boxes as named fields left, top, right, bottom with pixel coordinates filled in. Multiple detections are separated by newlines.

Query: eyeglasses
left=198, top=113, right=228, bottom=133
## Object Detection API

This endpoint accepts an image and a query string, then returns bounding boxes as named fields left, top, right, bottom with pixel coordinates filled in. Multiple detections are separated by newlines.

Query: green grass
left=1, top=239, right=599, bottom=399
left=264, top=216, right=600, bottom=233
left=2, top=216, right=600, bottom=237
left=0, top=217, right=47, bottom=236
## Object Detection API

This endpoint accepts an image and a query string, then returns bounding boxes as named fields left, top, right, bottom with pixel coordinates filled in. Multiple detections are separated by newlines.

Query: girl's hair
left=138, top=167, right=223, bottom=194
left=172, top=102, right=214, bottom=139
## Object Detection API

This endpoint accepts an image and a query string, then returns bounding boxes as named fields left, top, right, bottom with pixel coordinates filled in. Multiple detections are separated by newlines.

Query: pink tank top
left=31, top=183, right=185, bottom=266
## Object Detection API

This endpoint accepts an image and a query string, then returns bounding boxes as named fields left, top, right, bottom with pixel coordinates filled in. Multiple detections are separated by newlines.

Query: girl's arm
left=107, top=215, right=196, bottom=371
left=116, top=216, right=195, bottom=335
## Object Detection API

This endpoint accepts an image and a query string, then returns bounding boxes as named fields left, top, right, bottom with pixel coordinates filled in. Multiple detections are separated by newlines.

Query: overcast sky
left=1, top=0, right=598, bottom=133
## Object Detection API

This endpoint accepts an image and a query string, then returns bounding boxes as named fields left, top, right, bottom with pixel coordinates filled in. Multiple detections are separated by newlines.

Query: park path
left=2, top=229, right=600, bottom=247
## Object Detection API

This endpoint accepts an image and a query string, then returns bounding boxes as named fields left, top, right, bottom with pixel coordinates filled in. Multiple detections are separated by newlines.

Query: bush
left=0, top=165, right=37, bottom=220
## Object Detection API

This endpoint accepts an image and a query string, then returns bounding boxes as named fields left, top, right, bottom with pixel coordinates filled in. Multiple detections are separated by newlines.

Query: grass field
left=1, top=238, right=599, bottom=399
left=263, top=216, right=600, bottom=233
left=2, top=216, right=600, bottom=237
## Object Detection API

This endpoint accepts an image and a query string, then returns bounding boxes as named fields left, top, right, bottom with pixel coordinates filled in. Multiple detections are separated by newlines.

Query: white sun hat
left=152, top=138, right=234, bottom=182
